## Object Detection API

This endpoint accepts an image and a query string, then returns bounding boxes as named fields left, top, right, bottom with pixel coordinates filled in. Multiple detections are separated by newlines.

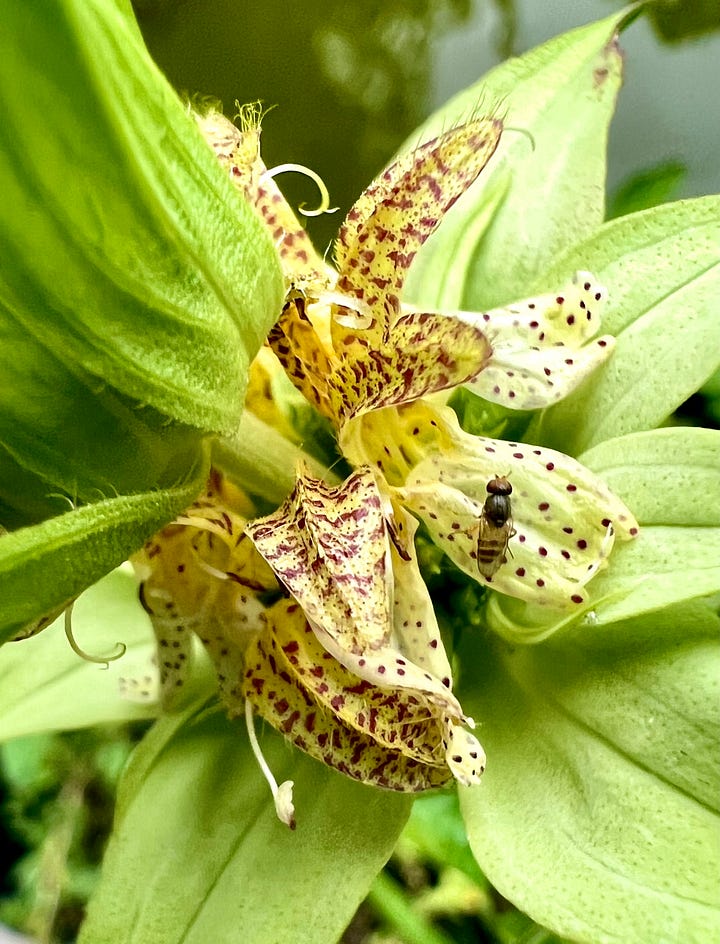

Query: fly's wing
left=475, top=515, right=512, bottom=579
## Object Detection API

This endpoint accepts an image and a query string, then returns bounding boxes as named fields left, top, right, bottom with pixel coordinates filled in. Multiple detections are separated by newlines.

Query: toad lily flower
left=134, top=107, right=638, bottom=824
left=136, top=466, right=485, bottom=827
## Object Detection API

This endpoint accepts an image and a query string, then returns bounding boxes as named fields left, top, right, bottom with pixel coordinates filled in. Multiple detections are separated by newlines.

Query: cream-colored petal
left=245, top=466, right=393, bottom=651
left=460, top=272, right=614, bottom=409
left=399, top=404, right=638, bottom=609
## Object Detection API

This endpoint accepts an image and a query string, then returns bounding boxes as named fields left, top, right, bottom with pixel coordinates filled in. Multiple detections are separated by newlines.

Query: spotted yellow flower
left=134, top=106, right=638, bottom=824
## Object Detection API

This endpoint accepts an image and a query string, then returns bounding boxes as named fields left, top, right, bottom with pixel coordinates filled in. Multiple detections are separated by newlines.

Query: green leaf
left=0, top=2, right=284, bottom=455
left=457, top=618, right=720, bottom=944
left=0, top=453, right=208, bottom=644
left=588, top=525, right=720, bottom=624
left=528, top=197, right=720, bottom=454
left=0, top=306, right=204, bottom=511
left=580, top=427, right=720, bottom=527
left=577, top=427, right=720, bottom=622
left=80, top=702, right=411, bottom=944
left=405, top=9, right=631, bottom=311
left=0, top=567, right=158, bottom=740
left=0, top=443, right=78, bottom=529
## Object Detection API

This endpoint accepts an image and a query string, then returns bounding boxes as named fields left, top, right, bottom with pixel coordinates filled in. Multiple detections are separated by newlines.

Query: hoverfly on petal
left=472, top=475, right=516, bottom=579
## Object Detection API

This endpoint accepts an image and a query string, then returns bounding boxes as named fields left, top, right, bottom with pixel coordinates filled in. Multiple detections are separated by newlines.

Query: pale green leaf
left=458, top=623, right=720, bottom=944
left=588, top=525, right=720, bottom=624
left=405, top=9, right=632, bottom=311
left=80, top=702, right=411, bottom=944
left=529, top=197, right=720, bottom=454
left=578, top=427, right=720, bottom=622
left=0, top=567, right=158, bottom=740
left=580, top=427, right=720, bottom=527
left=0, top=454, right=207, bottom=644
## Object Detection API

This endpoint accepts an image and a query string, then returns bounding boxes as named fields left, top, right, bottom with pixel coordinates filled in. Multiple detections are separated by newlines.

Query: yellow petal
left=242, top=629, right=452, bottom=792
left=341, top=400, right=457, bottom=486
left=134, top=474, right=277, bottom=706
left=261, top=598, right=449, bottom=766
left=332, top=310, right=492, bottom=425
left=333, top=118, right=503, bottom=347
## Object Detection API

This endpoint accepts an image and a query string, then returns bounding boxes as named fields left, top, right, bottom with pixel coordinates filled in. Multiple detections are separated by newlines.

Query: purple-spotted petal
left=461, top=271, right=614, bottom=409
left=245, top=466, right=470, bottom=716
left=258, top=598, right=449, bottom=767
left=333, top=310, right=492, bottom=424
left=400, top=405, right=638, bottom=609
left=444, top=719, right=486, bottom=787
left=267, top=298, right=337, bottom=419
left=245, top=465, right=393, bottom=650
left=268, top=300, right=492, bottom=426
left=340, top=400, right=457, bottom=486
left=334, top=118, right=503, bottom=346
left=133, top=476, right=277, bottom=707
left=197, top=109, right=329, bottom=291
left=242, top=624, right=453, bottom=792
left=386, top=501, right=453, bottom=683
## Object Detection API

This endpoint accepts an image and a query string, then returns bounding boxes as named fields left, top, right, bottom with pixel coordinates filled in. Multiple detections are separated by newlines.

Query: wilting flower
left=134, top=105, right=638, bottom=824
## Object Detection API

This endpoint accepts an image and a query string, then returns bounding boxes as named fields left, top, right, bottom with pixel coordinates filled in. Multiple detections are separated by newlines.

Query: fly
left=474, top=475, right=515, bottom=578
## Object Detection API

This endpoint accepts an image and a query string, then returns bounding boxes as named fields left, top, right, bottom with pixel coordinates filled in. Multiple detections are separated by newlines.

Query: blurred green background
left=133, top=0, right=720, bottom=250
left=1, top=1, right=719, bottom=942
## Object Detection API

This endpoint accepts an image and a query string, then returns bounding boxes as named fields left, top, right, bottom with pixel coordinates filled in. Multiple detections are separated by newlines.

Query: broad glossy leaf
left=0, top=566, right=160, bottom=740
left=529, top=197, right=720, bottom=453
left=457, top=620, right=720, bottom=944
left=0, top=454, right=207, bottom=644
left=404, top=10, right=631, bottom=311
left=0, top=2, right=284, bottom=457
left=80, top=702, right=411, bottom=944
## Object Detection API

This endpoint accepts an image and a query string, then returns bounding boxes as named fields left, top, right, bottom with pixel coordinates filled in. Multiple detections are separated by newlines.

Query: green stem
left=367, top=870, right=456, bottom=944
left=212, top=411, right=339, bottom=505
